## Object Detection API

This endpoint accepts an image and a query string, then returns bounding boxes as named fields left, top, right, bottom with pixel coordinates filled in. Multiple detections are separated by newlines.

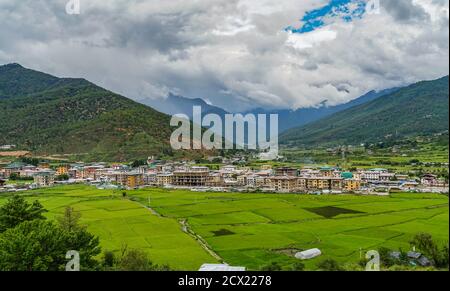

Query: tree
left=57, top=207, right=81, bottom=232
left=0, top=220, right=69, bottom=271
left=410, top=233, right=439, bottom=261
left=291, top=262, right=305, bottom=271
left=0, top=207, right=101, bottom=271
left=436, top=244, right=449, bottom=269
left=0, top=195, right=47, bottom=232
left=378, top=247, right=396, bottom=268
left=317, top=259, right=343, bottom=271
left=102, top=251, right=116, bottom=269
left=55, top=174, right=69, bottom=181
left=115, top=247, right=170, bottom=271
left=57, top=207, right=101, bottom=270
left=9, top=173, right=19, bottom=180
left=131, top=160, right=147, bottom=168
left=410, top=233, right=449, bottom=269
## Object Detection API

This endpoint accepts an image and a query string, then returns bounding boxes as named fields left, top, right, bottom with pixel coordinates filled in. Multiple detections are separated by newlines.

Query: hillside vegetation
left=0, top=64, right=174, bottom=161
left=280, top=76, right=449, bottom=147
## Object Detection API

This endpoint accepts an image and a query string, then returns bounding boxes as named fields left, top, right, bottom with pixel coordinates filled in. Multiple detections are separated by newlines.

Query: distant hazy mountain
left=280, top=76, right=449, bottom=147
left=0, top=63, right=174, bottom=161
left=248, top=88, right=399, bottom=133
left=142, top=94, right=228, bottom=118
left=144, top=88, right=398, bottom=134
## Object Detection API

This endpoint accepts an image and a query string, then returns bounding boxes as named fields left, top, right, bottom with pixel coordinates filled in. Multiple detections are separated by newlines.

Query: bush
left=317, top=259, right=343, bottom=271
left=260, top=262, right=282, bottom=271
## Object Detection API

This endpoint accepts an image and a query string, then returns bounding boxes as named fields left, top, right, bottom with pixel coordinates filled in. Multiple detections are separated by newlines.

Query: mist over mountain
left=280, top=76, right=449, bottom=147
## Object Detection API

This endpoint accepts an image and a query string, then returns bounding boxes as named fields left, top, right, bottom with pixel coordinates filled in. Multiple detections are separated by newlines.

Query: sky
left=0, top=0, right=448, bottom=112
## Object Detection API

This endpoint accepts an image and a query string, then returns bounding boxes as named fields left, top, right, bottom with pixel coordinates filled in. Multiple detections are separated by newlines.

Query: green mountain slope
left=280, top=76, right=449, bottom=147
left=0, top=64, right=174, bottom=161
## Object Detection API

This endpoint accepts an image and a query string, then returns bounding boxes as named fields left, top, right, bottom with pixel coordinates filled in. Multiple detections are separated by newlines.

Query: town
left=1, top=156, right=448, bottom=195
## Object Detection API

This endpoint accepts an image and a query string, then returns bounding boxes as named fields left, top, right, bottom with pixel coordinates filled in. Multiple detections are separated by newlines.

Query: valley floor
left=0, top=185, right=448, bottom=270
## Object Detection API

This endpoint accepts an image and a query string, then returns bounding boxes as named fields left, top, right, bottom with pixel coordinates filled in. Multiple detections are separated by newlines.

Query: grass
left=130, top=188, right=449, bottom=270
left=0, top=185, right=448, bottom=270
left=0, top=185, right=217, bottom=270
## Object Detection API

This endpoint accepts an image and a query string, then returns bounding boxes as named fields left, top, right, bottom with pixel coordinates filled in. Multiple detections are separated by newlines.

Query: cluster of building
left=0, top=161, right=56, bottom=190
left=0, top=159, right=448, bottom=194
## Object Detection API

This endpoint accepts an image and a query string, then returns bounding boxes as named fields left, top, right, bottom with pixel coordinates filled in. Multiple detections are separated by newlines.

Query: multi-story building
left=380, top=173, right=395, bottom=181
left=33, top=171, right=55, bottom=187
left=270, top=176, right=299, bottom=192
left=343, top=179, right=361, bottom=191
left=143, top=173, right=157, bottom=185
left=56, top=165, right=69, bottom=176
left=173, top=167, right=210, bottom=187
left=275, top=167, right=298, bottom=177
left=319, top=167, right=334, bottom=177
left=237, top=175, right=247, bottom=186
left=206, top=173, right=224, bottom=187
left=360, top=170, right=381, bottom=181
left=306, top=178, right=342, bottom=191
left=3, top=162, right=31, bottom=178
left=156, top=174, right=173, bottom=186
left=125, top=173, right=144, bottom=189
left=421, top=174, right=447, bottom=187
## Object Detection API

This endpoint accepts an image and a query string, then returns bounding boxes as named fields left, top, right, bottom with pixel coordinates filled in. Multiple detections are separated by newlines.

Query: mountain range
left=247, top=88, right=399, bottom=132
left=143, top=94, right=228, bottom=119
left=147, top=88, right=399, bottom=133
left=280, top=76, right=449, bottom=147
left=1, top=63, right=447, bottom=160
left=0, top=63, right=174, bottom=161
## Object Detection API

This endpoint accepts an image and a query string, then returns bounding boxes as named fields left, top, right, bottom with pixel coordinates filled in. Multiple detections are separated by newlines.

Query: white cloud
left=0, top=0, right=448, bottom=111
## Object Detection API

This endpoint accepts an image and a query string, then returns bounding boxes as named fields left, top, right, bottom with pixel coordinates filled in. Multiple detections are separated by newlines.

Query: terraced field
left=131, top=189, right=449, bottom=270
left=0, top=185, right=448, bottom=270
left=0, top=185, right=218, bottom=270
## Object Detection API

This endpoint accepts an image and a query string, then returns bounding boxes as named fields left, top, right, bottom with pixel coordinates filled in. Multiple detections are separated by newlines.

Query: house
left=38, top=162, right=50, bottom=169
left=417, top=256, right=432, bottom=267
left=395, top=174, right=409, bottom=181
left=3, top=162, right=32, bottom=178
left=421, top=174, right=441, bottom=187
left=407, top=252, right=433, bottom=267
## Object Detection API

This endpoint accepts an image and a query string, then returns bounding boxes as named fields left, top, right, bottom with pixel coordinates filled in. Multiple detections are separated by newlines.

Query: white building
left=295, top=248, right=322, bottom=260
left=199, top=264, right=246, bottom=271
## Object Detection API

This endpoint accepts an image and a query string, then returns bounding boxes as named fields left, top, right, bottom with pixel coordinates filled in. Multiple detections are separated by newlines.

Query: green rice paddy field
left=0, top=185, right=448, bottom=270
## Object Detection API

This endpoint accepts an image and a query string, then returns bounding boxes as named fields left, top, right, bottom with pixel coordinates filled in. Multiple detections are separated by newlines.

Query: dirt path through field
left=132, top=199, right=224, bottom=264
